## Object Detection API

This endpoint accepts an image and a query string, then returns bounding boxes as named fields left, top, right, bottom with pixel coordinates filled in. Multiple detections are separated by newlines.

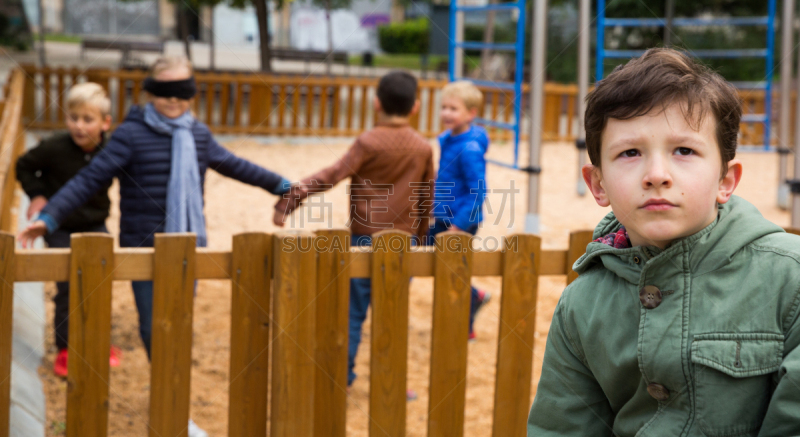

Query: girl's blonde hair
left=66, top=82, right=111, bottom=116
left=150, top=56, right=194, bottom=77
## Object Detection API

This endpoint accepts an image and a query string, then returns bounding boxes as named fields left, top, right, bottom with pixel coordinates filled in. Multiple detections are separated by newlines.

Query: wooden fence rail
left=0, top=228, right=595, bottom=437
left=18, top=65, right=777, bottom=146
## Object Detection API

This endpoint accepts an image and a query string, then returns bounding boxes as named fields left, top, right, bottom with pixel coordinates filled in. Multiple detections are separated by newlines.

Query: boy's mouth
left=640, top=198, right=676, bottom=211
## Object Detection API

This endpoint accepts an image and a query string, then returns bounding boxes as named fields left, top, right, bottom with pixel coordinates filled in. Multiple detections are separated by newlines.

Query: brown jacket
left=275, top=120, right=435, bottom=238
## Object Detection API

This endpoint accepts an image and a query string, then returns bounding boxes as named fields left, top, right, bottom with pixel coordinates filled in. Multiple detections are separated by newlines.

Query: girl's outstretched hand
left=18, top=221, right=47, bottom=248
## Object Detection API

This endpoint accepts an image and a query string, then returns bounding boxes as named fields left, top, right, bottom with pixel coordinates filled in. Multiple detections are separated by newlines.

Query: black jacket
left=16, top=132, right=111, bottom=231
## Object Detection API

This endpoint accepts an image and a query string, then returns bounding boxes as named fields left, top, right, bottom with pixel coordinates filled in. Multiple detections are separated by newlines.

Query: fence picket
left=313, top=229, right=350, bottom=437
left=566, top=230, right=594, bottom=284
left=492, top=234, right=540, bottom=437
left=271, top=233, right=316, bottom=437
left=0, top=233, right=15, bottom=437
left=369, top=230, right=412, bottom=437
left=228, top=233, right=272, bottom=437
left=428, top=232, right=472, bottom=437
left=149, top=234, right=196, bottom=437
left=65, top=233, right=114, bottom=437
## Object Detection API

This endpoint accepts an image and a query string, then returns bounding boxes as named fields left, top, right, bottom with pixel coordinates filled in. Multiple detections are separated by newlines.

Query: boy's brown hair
left=585, top=48, right=742, bottom=177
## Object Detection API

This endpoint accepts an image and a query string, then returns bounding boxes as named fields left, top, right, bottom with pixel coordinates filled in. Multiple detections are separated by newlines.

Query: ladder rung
left=475, top=118, right=516, bottom=130
left=741, top=114, right=767, bottom=123
left=456, top=3, right=522, bottom=12
left=604, top=49, right=767, bottom=59
left=604, top=17, right=769, bottom=27
left=460, top=79, right=517, bottom=91
left=456, top=42, right=517, bottom=51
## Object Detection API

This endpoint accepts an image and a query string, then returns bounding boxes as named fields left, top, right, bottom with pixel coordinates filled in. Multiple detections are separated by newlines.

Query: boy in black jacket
left=15, top=82, right=118, bottom=377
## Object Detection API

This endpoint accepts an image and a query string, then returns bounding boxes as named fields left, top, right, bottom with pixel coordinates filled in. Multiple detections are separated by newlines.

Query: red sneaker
left=53, top=349, right=68, bottom=377
left=109, top=345, right=122, bottom=367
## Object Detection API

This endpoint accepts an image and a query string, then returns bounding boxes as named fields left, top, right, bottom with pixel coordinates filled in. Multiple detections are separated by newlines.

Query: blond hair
left=442, top=81, right=484, bottom=111
left=66, top=82, right=111, bottom=116
left=150, top=56, right=194, bottom=77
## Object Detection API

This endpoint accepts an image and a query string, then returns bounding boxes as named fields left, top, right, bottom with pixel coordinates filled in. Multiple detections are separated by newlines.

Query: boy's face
left=582, top=102, right=742, bottom=249
left=150, top=66, right=193, bottom=119
left=66, top=103, right=111, bottom=152
left=440, top=96, right=477, bottom=135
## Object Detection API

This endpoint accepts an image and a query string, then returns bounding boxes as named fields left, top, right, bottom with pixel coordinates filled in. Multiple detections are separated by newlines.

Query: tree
left=229, top=0, right=287, bottom=72
left=172, top=0, right=282, bottom=72
left=309, top=0, right=352, bottom=75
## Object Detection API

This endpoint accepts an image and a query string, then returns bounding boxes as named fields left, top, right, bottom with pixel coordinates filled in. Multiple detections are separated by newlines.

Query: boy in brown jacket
left=273, top=71, right=435, bottom=395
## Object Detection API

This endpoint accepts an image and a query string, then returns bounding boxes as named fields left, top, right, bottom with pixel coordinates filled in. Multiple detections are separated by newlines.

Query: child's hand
left=27, top=196, right=48, bottom=220
left=18, top=221, right=47, bottom=248
left=272, top=210, right=286, bottom=228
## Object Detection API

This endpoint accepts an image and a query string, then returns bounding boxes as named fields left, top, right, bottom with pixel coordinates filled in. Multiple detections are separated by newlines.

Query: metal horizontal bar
left=486, top=159, right=520, bottom=170
left=730, top=81, right=768, bottom=90
left=604, top=17, right=769, bottom=27
left=457, top=3, right=521, bottom=12
left=456, top=41, right=518, bottom=51
left=459, top=78, right=517, bottom=90
left=475, top=118, right=516, bottom=130
left=741, top=114, right=768, bottom=123
left=603, top=49, right=767, bottom=59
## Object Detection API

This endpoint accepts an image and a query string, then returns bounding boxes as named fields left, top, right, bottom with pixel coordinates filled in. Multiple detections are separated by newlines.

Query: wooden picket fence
left=17, top=65, right=779, bottom=146
left=0, top=229, right=595, bottom=437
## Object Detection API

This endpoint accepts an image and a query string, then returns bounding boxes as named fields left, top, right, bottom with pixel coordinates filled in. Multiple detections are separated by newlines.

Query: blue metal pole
left=513, top=0, right=526, bottom=168
left=765, top=0, right=777, bottom=149
left=449, top=0, right=456, bottom=82
left=596, top=0, right=605, bottom=81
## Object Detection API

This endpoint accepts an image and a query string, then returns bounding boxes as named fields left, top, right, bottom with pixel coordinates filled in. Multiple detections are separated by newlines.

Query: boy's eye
left=675, top=147, right=694, bottom=156
left=621, top=149, right=639, bottom=158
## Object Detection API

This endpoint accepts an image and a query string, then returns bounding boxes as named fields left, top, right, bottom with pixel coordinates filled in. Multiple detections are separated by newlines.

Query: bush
left=378, top=18, right=430, bottom=55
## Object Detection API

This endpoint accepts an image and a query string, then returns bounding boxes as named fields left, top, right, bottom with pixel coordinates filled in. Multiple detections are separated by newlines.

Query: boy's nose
left=642, top=160, right=672, bottom=188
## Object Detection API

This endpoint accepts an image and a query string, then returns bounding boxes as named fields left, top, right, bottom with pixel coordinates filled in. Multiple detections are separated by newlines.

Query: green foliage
left=0, top=13, right=30, bottom=51
left=379, top=18, right=430, bottom=55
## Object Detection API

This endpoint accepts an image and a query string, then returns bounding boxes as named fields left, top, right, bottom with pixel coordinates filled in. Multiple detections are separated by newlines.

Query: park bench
left=270, top=48, right=350, bottom=73
left=80, top=38, right=165, bottom=69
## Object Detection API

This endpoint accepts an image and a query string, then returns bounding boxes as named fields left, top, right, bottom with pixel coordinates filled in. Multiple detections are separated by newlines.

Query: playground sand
left=40, top=139, right=791, bottom=436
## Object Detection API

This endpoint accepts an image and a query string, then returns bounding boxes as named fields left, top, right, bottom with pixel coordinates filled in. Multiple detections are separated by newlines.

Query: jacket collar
left=573, top=196, right=785, bottom=282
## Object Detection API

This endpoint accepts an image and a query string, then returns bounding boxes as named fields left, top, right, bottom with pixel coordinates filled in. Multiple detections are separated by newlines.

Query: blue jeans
left=131, top=281, right=153, bottom=360
left=347, top=234, right=418, bottom=386
left=427, top=219, right=482, bottom=334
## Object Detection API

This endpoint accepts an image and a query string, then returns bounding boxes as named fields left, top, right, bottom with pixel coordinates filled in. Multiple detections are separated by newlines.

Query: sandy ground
left=38, top=138, right=791, bottom=436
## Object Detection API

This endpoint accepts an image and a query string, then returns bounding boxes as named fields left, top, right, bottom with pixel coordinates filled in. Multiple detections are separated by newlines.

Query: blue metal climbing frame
left=596, top=0, right=777, bottom=149
left=449, top=0, right=526, bottom=169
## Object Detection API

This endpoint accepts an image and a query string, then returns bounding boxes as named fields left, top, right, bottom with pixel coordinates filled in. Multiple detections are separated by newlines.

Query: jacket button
left=647, top=383, right=670, bottom=401
left=639, top=285, right=662, bottom=309
left=633, top=256, right=640, bottom=264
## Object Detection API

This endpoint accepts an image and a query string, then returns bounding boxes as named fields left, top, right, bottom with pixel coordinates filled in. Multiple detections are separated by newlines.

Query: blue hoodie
left=432, top=125, right=490, bottom=230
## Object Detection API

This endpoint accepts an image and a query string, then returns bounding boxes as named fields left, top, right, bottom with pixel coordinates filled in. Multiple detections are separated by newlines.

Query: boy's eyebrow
left=607, top=134, right=707, bottom=152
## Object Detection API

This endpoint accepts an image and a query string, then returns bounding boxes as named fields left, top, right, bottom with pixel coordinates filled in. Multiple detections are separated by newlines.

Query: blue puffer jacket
left=432, top=125, right=489, bottom=230
left=40, top=106, right=288, bottom=247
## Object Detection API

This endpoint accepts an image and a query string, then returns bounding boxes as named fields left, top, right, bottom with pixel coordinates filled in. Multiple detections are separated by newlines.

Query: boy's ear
left=373, top=96, right=382, bottom=114
left=582, top=164, right=610, bottom=207
left=101, top=114, right=112, bottom=131
left=717, top=159, right=742, bottom=204
left=410, top=99, right=420, bottom=116
left=469, top=106, right=479, bottom=119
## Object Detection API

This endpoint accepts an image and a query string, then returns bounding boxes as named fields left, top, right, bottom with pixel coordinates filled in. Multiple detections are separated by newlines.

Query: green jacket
left=528, top=196, right=800, bottom=437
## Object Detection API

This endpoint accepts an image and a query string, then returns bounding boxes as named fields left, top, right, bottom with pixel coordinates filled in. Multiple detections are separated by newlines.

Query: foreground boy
left=15, top=82, right=119, bottom=377
left=273, top=71, right=435, bottom=398
left=528, top=48, right=800, bottom=435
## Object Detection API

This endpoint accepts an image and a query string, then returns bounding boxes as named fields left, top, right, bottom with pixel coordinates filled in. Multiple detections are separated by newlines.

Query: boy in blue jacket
left=429, top=80, right=491, bottom=341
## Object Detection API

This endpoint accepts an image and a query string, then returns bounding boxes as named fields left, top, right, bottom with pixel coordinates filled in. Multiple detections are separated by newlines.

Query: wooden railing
left=18, top=65, right=779, bottom=146
left=0, top=69, right=25, bottom=234
left=0, top=229, right=595, bottom=437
